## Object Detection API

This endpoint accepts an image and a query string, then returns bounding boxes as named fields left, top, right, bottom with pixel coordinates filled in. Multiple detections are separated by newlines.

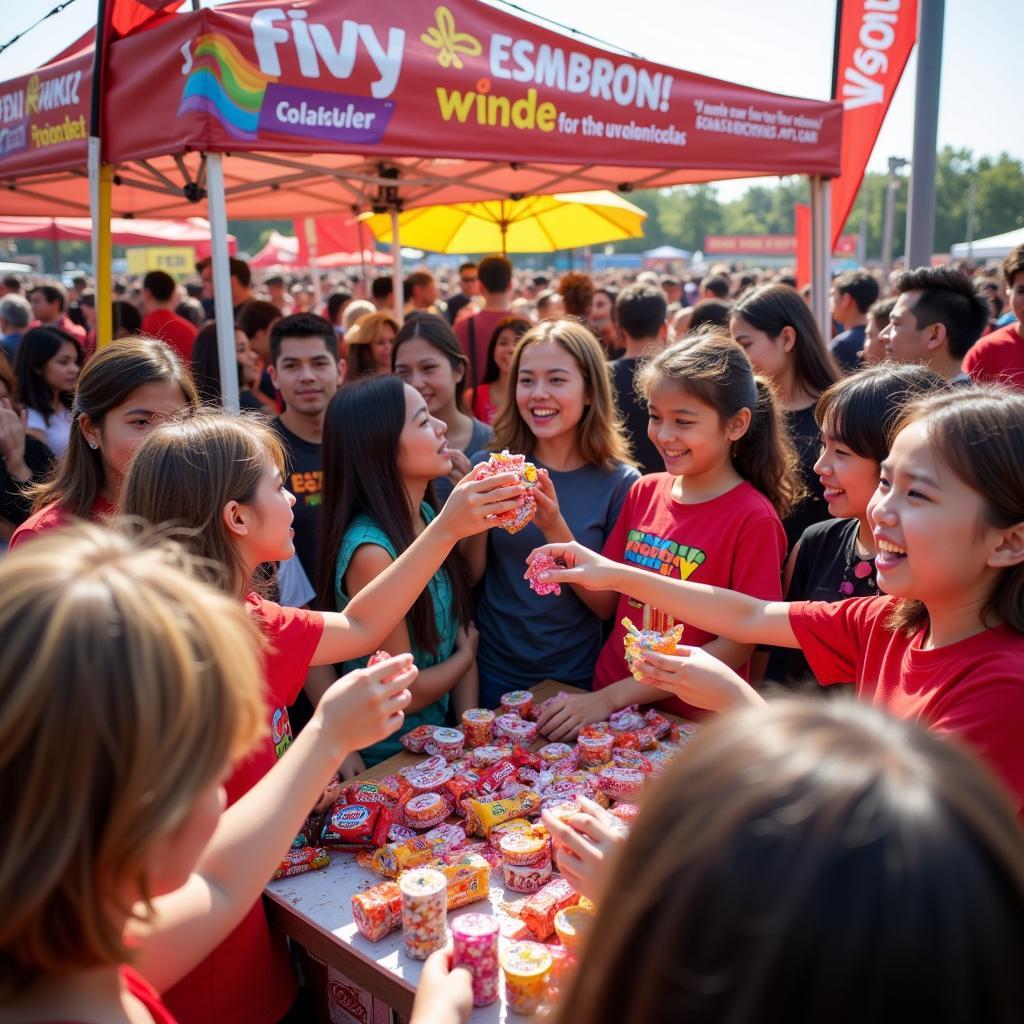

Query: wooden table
left=264, top=681, right=668, bottom=1021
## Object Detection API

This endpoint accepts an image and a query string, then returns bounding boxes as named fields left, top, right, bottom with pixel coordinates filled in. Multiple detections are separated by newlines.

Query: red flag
left=106, top=0, right=179, bottom=40
left=830, top=0, right=917, bottom=247
left=795, top=204, right=812, bottom=289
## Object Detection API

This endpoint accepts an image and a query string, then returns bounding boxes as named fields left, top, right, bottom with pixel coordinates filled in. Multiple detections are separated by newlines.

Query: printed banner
left=705, top=233, right=857, bottom=256
left=830, top=0, right=917, bottom=246
left=103, top=0, right=842, bottom=174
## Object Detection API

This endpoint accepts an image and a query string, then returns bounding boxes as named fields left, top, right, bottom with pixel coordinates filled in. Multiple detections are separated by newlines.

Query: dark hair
left=1001, top=243, right=1024, bottom=290
left=458, top=261, right=477, bottom=275
left=481, top=316, right=531, bottom=385
left=371, top=276, right=394, bottom=301
left=264, top=274, right=285, bottom=288
left=638, top=331, right=803, bottom=518
left=392, top=313, right=470, bottom=412
left=29, top=284, right=66, bottom=312
left=13, top=327, right=81, bottom=421
left=477, top=255, right=513, bottom=295
left=558, top=272, right=594, bottom=318
left=316, top=376, right=472, bottom=650
left=887, top=386, right=1024, bottom=637
left=893, top=266, right=990, bottom=360
left=404, top=271, right=434, bottom=298
left=867, top=296, right=895, bottom=326
left=815, top=363, right=945, bottom=464
left=833, top=269, right=880, bottom=314
left=196, top=256, right=251, bottom=288
left=561, top=698, right=1024, bottom=1024
left=269, top=312, right=337, bottom=366
left=142, top=271, right=176, bottom=303
left=732, top=284, right=841, bottom=397
left=236, top=300, right=281, bottom=340
left=700, top=273, right=730, bottom=299
left=112, top=301, right=142, bottom=338
left=2, top=275, right=21, bottom=292
left=615, top=284, right=666, bottom=340
left=687, top=298, right=731, bottom=332
left=30, top=337, right=198, bottom=516
left=191, top=323, right=245, bottom=406
left=175, top=298, right=204, bottom=327
left=326, top=291, right=352, bottom=325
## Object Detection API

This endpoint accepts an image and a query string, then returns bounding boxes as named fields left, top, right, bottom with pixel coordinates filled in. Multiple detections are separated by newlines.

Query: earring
left=89, top=442, right=98, bottom=450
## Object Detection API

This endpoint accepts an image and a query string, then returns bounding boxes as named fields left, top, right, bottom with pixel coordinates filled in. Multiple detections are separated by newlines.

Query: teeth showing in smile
left=877, top=539, right=906, bottom=555
left=663, top=449, right=687, bottom=458
left=531, top=409, right=558, bottom=419
left=823, top=487, right=845, bottom=498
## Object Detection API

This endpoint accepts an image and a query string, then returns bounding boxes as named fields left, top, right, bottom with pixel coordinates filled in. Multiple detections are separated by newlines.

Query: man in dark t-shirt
left=266, top=313, right=345, bottom=584
left=609, top=284, right=667, bottom=475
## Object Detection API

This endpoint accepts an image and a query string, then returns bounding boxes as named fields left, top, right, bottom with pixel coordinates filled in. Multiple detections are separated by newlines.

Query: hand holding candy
left=530, top=468, right=569, bottom=538
left=638, top=644, right=764, bottom=712
left=524, top=551, right=566, bottom=596
left=542, top=795, right=626, bottom=902
left=536, top=691, right=612, bottom=742
left=525, top=541, right=619, bottom=592
left=437, top=463, right=526, bottom=541
left=409, top=944, right=474, bottom=1024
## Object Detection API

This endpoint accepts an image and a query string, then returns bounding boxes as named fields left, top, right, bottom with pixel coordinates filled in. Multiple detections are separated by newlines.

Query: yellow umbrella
left=360, top=190, right=646, bottom=255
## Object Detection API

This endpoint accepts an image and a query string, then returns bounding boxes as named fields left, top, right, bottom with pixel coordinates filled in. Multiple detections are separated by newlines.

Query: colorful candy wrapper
left=371, top=834, right=450, bottom=878
left=501, top=941, right=552, bottom=1015
left=422, top=822, right=467, bottom=852
left=554, top=904, right=595, bottom=950
left=425, top=726, right=465, bottom=761
left=494, top=713, right=539, bottom=746
left=613, top=748, right=655, bottom=774
left=608, top=802, right=641, bottom=825
left=320, top=802, right=392, bottom=850
left=499, top=689, right=536, bottom=719
left=487, top=817, right=535, bottom=849
left=642, top=708, right=671, bottom=739
left=520, top=877, right=578, bottom=940
left=403, top=792, right=452, bottom=830
left=538, top=742, right=574, bottom=766
left=461, top=708, right=496, bottom=748
left=577, top=727, right=615, bottom=768
left=446, top=840, right=502, bottom=872
left=476, top=757, right=520, bottom=798
left=273, top=845, right=330, bottom=880
left=597, top=766, right=645, bottom=803
left=622, top=617, right=686, bottom=681
left=608, top=707, right=646, bottom=732
left=465, top=791, right=541, bottom=837
left=452, top=913, right=500, bottom=1007
left=525, top=553, right=565, bottom=597
left=499, top=830, right=550, bottom=866
left=352, top=881, right=402, bottom=941
left=388, top=824, right=418, bottom=843
left=400, top=724, right=438, bottom=754
left=498, top=915, right=533, bottom=941
left=477, top=450, right=539, bottom=534
left=502, top=855, right=552, bottom=894
left=439, top=852, right=492, bottom=909
left=471, top=744, right=513, bottom=768
left=405, top=764, right=455, bottom=794
left=400, top=867, right=448, bottom=960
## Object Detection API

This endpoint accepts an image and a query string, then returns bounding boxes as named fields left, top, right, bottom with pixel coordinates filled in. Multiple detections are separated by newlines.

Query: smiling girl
left=530, top=386, right=1024, bottom=812
left=471, top=315, right=531, bottom=425
left=13, top=326, right=82, bottom=457
left=536, top=332, right=798, bottom=739
left=468, top=319, right=639, bottom=707
left=317, top=376, right=479, bottom=767
left=393, top=313, right=493, bottom=504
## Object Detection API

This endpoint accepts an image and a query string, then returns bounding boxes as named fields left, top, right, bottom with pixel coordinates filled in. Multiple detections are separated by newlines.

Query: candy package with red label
left=520, top=877, right=578, bottom=940
left=320, top=802, right=392, bottom=850
left=273, top=845, right=330, bottom=880
left=401, top=724, right=438, bottom=753
left=642, top=708, right=671, bottom=739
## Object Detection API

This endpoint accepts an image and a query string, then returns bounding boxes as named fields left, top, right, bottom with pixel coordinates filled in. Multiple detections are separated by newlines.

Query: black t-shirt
left=829, top=325, right=865, bottom=373
left=782, top=403, right=829, bottom=553
left=446, top=292, right=473, bottom=324
left=610, top=356, right=662, bottom=476
left=270, top=417, right=323, bottom=583
left=0, top=436, right=53, bottom=527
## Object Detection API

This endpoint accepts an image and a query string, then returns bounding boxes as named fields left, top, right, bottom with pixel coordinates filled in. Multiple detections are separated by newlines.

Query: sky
left=0, top=0, right=1017, bottom=202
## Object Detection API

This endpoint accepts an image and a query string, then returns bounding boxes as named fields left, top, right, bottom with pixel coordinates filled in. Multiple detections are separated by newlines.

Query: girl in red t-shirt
left=118, top=411, right=522, bottom=1024
left=0, top=524, right=417, bottom=1024
left=537, top=332, right=798, bottom=739
left=530, top=387, right=1024, bottom=813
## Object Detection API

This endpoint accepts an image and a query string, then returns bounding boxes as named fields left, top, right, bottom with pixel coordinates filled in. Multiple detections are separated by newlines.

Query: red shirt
left=142, top=309, right=199, bottom=363
left=455, top=308, right=511, bottom=388
left=44, top=969, right=177, bottom=1024
left=962, top=322, right=1024, bottom=388
left=9, top=495, right=118, bottom=550
left=790, top=596, right=1024, bottom=811
left=30, top=314, right=87, bottom=345
left=164, top=596, right=324, bottom=1024
left=594, top=476, right=787, bottom=718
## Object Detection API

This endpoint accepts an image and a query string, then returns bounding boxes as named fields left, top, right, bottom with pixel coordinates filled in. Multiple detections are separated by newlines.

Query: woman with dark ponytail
left=536, top=330, right=800, bottom=740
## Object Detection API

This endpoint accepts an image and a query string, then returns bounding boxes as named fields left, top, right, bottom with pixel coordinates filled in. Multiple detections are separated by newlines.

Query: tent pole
left=391, top=208, right=403, bottom=323
left=305, top=218, right=322, bottom=316
left=357, top=218, right=369, bottom=296
left=206, top=153, right=240, bottom=414
left=809, top=176, right=832, bottom=343
left=88, top=139, right=113, bottom=350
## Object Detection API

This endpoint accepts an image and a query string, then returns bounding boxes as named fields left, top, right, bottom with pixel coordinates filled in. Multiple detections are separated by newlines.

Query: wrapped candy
left=501, top=941, right=553, bottom=1015
left=445, top=840, right=502, bottom=872
left=403, top=792, right=452, bottom=830
left=461, top=708, right=495, bottom=748
left=442, top=772, right=479, bottom=815
left=612, top=749, right=654, bottom=774
left=405, top=764, right=455, bottom=794
left=273, top=845, right=330, bottom=880
left=452, top=913, right=500, bottom=1007
left=498, top=830, right=550, bottom=866
left=344, top=777, right=408, bottom=809
left=577, top=727, right=615, bottom=768
left=400, top=867, right=447, bottom=960
left=400, top=724, right=439, bottom=753
left=422, top=822, right=467, bottom=855
left=502, top=856, right=552, bottom=894
left=520, top=877, right=578, bottom=940
left=320, top=802, right=392, bottom=850
left=352, top=881, right=402, bottom=941
left=425, top=726, right=465, bottom=761
left=596, top=766, right=645, bottom=803
left=525, top=552, right=565, bottom=597
left=476, top=757, right=521, bottom=799
left=470, top=745, right=513, bottom=769
left=371, top=834, right=450, bottom=878
left=622, top=617, right=686, bottom=681
left=608, top=802, right=641, bottom=825
left=494, top=714, right=539, bottom=746
left=608, top=707, right=646, bottom=733
left=499, top=690, right=536, bottom=719
left=465, top=792, right=541, bottom=837
left=400, top=754, right=448, bottom=777
left=554, top=904, right=595, bottom=950
left=476, top=450, right=539, bottom=534
left=538, top=742, right=574, bottom=766
left=439, top=852, right=491, bottom=909
left=388, top=824, right=418, bottom=844
left=498, top=915, right=533, bottom=941
left=642, top=708, right=671, bottom=739
left=487, top=817, right=535, bottom=850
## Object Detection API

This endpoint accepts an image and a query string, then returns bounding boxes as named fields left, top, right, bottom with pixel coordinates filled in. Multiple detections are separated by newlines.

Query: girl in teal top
left=317, top=375, right=478, bottom=767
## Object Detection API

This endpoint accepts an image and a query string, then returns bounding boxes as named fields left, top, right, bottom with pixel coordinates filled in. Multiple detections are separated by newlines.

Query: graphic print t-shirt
left=271, top=417, right=323, bottom=582
left=593, top=475, right=786, bottom=718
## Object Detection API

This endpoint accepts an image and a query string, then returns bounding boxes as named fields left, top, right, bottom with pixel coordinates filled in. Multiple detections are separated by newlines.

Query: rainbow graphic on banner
left=178, top=33, right=272, bottom=141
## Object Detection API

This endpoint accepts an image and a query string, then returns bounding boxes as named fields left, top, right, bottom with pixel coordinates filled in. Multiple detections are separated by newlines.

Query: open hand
left=637, top=644, right=762, bottom=712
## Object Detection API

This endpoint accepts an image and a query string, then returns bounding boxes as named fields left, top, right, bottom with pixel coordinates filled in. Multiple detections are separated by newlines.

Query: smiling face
left=646, top=380, right=746, bottom=480
left=42, top=340, right=80, bottom=396
left=396, top=381, right=451, bottom=481
left=813, top=429, right=880, bottom=521
left=868, top=419, right=1003, bottom=608
left=515, top=339, right=587, bottom=443
left=394, top=337, right=462, bottom=419
left=269, top=335, right=342, bottom=416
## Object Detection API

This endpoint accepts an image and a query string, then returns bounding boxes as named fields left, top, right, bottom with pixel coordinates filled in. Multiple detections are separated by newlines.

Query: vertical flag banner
left=830, top=0, right=917, bottom=247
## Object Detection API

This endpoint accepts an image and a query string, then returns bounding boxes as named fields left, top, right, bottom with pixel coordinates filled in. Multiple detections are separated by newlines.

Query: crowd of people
left=1, top=240, right=1023, bottom=1024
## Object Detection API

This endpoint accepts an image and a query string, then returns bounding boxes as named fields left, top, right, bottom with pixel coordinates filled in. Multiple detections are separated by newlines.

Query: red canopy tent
left=0, top=0, right=843, bottom=408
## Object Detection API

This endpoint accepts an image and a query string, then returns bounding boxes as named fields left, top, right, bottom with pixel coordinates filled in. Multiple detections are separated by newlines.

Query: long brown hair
left=732, top=283, right=840, bottom=398
left=561, top=699, right=1024, bottom=1024
left=119, top=412, right=286, bottom=595
left=490, top=319, right=635, bottom=469
left=0, top=523, right=264, bottom=994
left=316, top=375, right=473, bottom=651
left=886, top=386, right=1024, bottom=637
left=346, top=311, right=399, bottom=379
left=637, top=331, right=803, bottom=518
left=30, top=337, right=199, bottom=516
